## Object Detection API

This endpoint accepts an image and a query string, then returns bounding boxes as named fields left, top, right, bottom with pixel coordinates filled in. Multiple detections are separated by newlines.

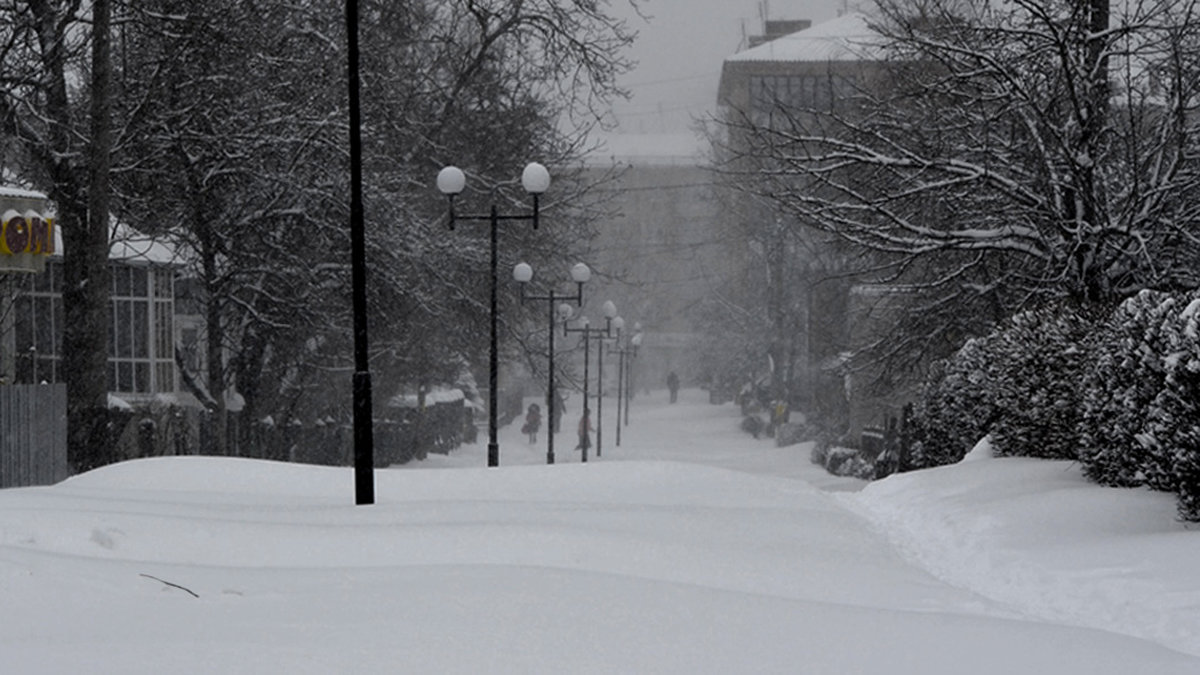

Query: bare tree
left=108, top=0, right=636, bottom=453
left=1, top=0, right=116, bottom=470
left=714, top=0, right=1200, bottom=390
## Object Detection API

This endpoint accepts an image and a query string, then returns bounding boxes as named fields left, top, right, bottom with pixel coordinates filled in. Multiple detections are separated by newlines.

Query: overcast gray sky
left=606, top=0, right=843, bottom=135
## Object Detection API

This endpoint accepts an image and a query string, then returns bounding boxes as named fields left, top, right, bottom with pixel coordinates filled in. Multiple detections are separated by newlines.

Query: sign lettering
left=1, top=209, right=54, bottom=256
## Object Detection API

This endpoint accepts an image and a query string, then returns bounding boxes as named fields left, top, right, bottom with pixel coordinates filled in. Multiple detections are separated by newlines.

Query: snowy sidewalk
left=422, top=387, right=1200, bottom=665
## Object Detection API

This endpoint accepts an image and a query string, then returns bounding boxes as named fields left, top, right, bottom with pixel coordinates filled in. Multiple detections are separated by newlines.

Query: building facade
left=1, top=188, right=196, bottom=433
left=580, top=137, right=729, bottom=398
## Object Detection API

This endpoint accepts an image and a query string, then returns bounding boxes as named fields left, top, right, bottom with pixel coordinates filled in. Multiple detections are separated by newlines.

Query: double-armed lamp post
left=563, top=301, right=622, bottom=461
left=612, top=325, right=643, bottom=447
left=436, top=163, right=550, bottom=468
left=514, top=261, right=591, bottom=465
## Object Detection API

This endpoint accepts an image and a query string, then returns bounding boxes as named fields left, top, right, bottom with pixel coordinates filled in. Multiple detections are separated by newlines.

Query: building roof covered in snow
left=724, top=12, right=884, bottom=64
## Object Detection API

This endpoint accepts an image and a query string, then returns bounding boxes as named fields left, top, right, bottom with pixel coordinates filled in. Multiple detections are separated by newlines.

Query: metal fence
left=0, top=384, right=68, bottom=488
left=243, top=399, right=474, bottom=467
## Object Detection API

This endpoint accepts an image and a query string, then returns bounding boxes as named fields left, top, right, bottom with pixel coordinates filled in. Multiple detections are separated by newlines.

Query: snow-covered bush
left=907, top=305, right=1095, bottom=468
left=901, top=286, right=1200, bottom=521
left=1077, top=290, right=1175, bottom=489
left=824, top=446, right=875, bottom=479
left=906, top=336, right=999, bottom=469
left=986, top=307, right=1095, bottom=460
left=1146, top=295, right=1200, bottom=518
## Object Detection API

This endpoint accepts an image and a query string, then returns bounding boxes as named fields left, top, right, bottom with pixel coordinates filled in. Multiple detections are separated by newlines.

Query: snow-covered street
left=2, top=388, right=1199, bottom=673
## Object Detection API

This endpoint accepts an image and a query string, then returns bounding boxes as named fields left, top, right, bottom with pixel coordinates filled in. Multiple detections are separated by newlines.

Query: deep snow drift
left=2, top=389, right=1198, bottom=673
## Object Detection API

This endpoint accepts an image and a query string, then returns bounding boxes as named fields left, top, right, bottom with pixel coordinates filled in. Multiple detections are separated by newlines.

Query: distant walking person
left=667, top=371, right=680, bottom=404
left=575, top=409, right=593, bottom=456
left=522, top=403, right=541, bottom=444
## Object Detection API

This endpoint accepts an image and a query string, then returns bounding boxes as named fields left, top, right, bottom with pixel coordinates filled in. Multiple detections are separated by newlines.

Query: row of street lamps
left=437, top=163, right=642, bottom=468
left=513, top=260, right=588, bottom=465
left=436, top=164, right=548, bottom=468
left=562, top=301, right=620, bottom=463
left=346, top=6, right=632, bottom=503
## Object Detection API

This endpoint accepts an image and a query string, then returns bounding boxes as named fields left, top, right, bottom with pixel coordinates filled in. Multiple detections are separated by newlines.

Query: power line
left=621, top=72, right=716, bottom=88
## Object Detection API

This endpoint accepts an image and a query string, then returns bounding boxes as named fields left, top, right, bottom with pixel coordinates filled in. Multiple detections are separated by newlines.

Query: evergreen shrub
left=906, top=336, right=998, bottom=469
left=987, top=307, right=1095, bottom=460
left=1147, top=295, right=1200, bottom=518
left=1077, top=290, right=1175, bottom=488
left=901, top=287, right=1200, bottom=522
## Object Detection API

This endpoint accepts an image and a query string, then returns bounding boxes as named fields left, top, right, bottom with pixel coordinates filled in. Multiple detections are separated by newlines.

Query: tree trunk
left=62, top=0, right=114, bottom=472
left=203, top=244, right=228, bottom=456
left=1076, top=0, right=1112, bottom=301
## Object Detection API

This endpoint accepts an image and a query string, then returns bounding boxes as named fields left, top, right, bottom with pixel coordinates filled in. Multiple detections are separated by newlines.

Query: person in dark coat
left=521, top=403, right=541, bottom=444
left=575, top=409, right=593, bottom=454
left=666, top=371, right=680, bottom=404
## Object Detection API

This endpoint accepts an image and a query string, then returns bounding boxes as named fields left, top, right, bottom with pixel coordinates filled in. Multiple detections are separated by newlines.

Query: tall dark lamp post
left=612, top=334, right=625, bottom=448
left=562, top=301, right=619, bottom=462
left=513, top=261, right=590, bottom=464
left=346, top=0, right=373, bottom=505
left=436, top=163, right=549, bottom=468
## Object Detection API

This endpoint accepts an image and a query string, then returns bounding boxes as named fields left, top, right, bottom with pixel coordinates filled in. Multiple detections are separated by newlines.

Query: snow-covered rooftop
left=0, top=186, right=48, bottom=200
left=106, top=221, right=179, bottom=265
left=726, top=12, right=883, bottom=63
left=47, top=218, right=181, bottom=265
left=4, top=186, right=179, bottom=265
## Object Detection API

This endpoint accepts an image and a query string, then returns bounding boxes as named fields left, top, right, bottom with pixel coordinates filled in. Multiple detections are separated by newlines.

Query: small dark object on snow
left=741, top=414, right=764, bottom=439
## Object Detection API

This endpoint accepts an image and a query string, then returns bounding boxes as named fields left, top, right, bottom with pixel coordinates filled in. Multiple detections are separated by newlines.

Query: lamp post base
left=487, top=443, right=499, bottom=467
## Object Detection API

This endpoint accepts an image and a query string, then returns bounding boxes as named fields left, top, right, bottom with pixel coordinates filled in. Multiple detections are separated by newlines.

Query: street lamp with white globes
left=601, top=313, right=625, bottom=456
left=513, top=261, right=590, bottom=464
left=436, top=162, right=550, bottom=468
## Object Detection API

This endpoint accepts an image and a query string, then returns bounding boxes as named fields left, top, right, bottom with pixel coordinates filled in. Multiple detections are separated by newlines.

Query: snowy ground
left=3, top=389, right=1200, bottom=673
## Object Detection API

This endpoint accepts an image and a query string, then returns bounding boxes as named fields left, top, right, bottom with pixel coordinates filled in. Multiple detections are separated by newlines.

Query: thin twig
left=139, top=573, right=200, bottom=598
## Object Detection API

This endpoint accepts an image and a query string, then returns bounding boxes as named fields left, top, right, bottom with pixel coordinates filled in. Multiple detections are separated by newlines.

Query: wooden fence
left=1, top=384, right=68, bottom=488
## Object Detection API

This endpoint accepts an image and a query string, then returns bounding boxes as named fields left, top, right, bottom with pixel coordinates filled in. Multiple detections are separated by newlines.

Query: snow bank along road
left=0, top=388, right=1197, bottom=673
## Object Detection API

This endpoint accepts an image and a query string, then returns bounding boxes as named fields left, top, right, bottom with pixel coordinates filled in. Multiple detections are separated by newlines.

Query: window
left=12, top=263, right=61, bottom=384
left=108, top=264, right=175, bottom=395
left=749, top=72, right=859, bottom=125
left=10, top=260, right=177, bottom=396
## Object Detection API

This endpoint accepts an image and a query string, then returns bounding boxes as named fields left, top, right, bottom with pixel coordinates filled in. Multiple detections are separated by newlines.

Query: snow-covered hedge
left=1077, top=290, right=1176, bottom=489
left=906, top=336, right=998, bottom=469
left=904, top=291, right=1200, bottom=521
left=1078, top=290, right=1200, bottom=519
left=907, top=306, right=1091, bottom=467
left=986, top=307, right=1094, bottom=461
left=1152, top=296, right=1200, bottom=519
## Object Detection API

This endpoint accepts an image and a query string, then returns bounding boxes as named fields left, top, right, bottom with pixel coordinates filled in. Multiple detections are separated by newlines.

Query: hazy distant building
left=579, top=132, right=725, bottom=397
left=715, top=13, right=904, bottom=439
left=718, top=12, right=882, bottom=130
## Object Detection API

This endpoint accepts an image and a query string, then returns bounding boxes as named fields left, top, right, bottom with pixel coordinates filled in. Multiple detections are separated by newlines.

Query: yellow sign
left=2, top=210, right=54, bottom=255
left=1, top=191, right=54, bottom=273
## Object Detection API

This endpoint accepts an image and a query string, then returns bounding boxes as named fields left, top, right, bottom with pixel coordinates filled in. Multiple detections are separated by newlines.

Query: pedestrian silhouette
left=521, top=403, right=541, bottom=444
